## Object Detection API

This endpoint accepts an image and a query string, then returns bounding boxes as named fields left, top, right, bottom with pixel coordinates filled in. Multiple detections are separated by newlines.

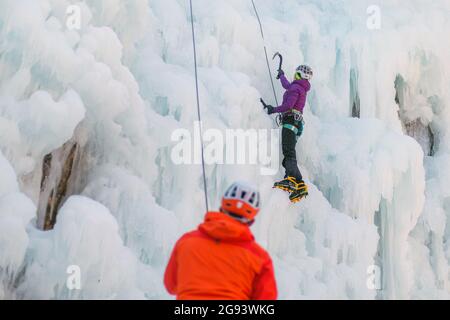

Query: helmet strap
left=295, top=72, right=302, bottom=80
left=220, top=208, right=253, bottom=225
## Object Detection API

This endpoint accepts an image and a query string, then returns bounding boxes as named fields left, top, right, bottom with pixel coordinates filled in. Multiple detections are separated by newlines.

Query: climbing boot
left=273, top=176, right=299, bottom=193
left=289, top=180, right=308, bottom=203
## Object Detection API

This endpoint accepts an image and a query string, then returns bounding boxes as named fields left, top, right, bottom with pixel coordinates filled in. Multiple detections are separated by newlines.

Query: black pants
left=281, top=116, right=303, bottom=181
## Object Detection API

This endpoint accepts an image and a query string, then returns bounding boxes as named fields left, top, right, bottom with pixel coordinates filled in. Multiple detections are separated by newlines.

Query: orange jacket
left=164, top=212, right=277, bottom=300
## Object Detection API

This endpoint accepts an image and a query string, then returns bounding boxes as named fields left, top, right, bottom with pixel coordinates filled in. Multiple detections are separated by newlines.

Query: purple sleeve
left=279, top=74, right=291, bottom=89
left=274, top=85, right=304, bottom=113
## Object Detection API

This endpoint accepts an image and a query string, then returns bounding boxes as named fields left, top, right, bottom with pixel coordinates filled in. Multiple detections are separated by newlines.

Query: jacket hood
left=293, top=78, right=311, bottom=92
left=198, top=212, right=254, bottom=242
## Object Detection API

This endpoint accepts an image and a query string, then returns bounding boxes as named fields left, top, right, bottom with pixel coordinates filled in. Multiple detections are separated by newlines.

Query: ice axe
left=272, top=52, right=283, bottom=79
left=260, top=98, right=269, bottom=110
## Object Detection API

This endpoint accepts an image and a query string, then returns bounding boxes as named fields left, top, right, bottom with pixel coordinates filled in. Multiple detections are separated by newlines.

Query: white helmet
left=222, top=181, right=260, bottom=221
left=296, top=65, right=313, bottom=80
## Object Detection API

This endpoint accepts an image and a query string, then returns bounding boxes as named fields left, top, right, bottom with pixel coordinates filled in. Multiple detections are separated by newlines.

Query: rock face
left=38, top=141, right=79, bottom=230
left=350, top=68, right=360, bottom=118
left=395, top=74, right=435, bottom=157
left=403, top=119, right=435, bottom=157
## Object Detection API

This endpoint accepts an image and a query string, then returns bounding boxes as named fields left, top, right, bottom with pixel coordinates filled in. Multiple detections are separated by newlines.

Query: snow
left=0, top=151, right=35, bottom=299
left=0, top=0, right=449, bottom=299
left=17, top=195, right=145, bottom=299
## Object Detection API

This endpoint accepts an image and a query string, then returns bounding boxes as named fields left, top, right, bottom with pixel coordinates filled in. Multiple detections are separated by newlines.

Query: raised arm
left=273, top=84, right=304, bottom=113
left=279, top=73, right=291, bottom=90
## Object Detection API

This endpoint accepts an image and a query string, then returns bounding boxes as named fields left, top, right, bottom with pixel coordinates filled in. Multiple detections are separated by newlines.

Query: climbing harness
left=285, top=109, right=304, bottom=122
left=282, top=123, right=300, bottom=135
left=189, top=0, right=209, bottom=212
left=282, top=121, right=304, bottom=140
left=275, top=114, right=282, bottom=126
left=281, top=110, right=305, bottom=141
left=275, top=110, right=304, bottom=128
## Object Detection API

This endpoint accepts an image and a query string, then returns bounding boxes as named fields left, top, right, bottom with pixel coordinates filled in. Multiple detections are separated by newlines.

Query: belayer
left=164, top=181, right=277, bottom=300
left=262, top=59, right=313, bottom=203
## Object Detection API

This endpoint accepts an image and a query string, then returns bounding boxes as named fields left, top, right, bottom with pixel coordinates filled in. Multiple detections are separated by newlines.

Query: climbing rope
left=251, top=0, right=279, bottom=106
left=189, top=0, right=209, bottom=212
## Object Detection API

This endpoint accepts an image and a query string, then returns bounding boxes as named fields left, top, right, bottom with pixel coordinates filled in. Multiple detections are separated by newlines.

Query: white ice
left=0, top=0, right=449, bottom=299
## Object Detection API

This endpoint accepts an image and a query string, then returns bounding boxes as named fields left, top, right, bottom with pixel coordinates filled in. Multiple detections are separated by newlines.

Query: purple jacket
left=273, top=74, right=311, bottom=113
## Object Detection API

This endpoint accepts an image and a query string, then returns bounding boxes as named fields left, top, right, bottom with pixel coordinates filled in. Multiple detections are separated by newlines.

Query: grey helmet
left=222, top=181, right=260, bottom=221
left=296, top=65, right=313, bottom=80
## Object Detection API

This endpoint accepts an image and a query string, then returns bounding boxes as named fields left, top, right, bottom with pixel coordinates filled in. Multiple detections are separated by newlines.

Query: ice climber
left=164, top=181, right=277, bottom=300
left=263, top=64, right=313, bottom=203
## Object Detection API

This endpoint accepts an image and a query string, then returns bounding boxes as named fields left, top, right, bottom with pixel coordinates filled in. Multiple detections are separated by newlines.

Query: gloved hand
left=265, top=105, right=275, bottom=115
left=276, top=69, right=284, bottom=79
left=260, top=98, right=275, bottom=115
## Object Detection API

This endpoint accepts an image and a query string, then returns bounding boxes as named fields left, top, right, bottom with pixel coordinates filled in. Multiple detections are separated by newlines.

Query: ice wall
left=0, top=151, right=35, bottom=299
left=0, top=0, right=449, bottom=299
